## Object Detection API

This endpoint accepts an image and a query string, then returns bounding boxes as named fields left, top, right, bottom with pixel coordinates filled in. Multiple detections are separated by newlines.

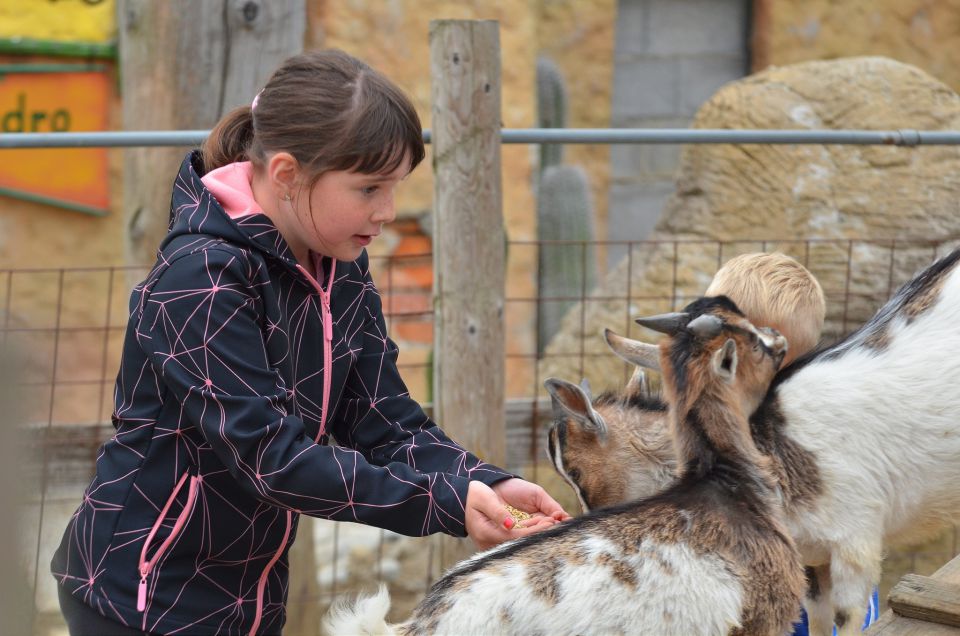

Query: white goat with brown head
left=325, top=298, right=803, bottom=636
left=547, top=248, right=960, bottom=636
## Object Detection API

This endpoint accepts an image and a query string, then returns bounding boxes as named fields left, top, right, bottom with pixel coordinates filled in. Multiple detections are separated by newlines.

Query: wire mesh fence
left=4, top=236, right=960, bottom=634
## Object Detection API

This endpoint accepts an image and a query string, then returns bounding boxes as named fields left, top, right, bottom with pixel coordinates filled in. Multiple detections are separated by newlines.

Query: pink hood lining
left=201, top=161, right=261, bottom=220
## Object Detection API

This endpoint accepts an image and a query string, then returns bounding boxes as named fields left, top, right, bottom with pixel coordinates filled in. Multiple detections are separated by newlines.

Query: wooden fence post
left=429, top=19, right=505, bottom=570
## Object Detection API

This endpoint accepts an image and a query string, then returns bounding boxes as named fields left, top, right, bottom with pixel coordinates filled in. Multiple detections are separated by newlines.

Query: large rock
left=540, top=56, right=960, bottom=394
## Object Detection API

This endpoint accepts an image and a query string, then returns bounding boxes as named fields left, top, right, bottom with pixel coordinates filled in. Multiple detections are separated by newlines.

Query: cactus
left=537, top=164, right=596, bottom=351
left=535, top=56, right=596, bottom=351
left=536, top=56, right=566, bottom=172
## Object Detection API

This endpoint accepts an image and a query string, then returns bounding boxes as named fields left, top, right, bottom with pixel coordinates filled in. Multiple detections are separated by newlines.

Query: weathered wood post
left=118, top=3, right=320, bottom=634
left=429, top=19, right=505, bottom=570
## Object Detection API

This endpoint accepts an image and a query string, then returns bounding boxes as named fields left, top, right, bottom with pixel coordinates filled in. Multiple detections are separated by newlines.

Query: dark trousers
left=58, top=585, right=283, bottom=635
left=58, top=585, right=151, bottom=636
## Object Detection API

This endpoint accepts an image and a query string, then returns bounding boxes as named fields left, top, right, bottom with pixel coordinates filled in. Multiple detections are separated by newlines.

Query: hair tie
left=251, top=89, right=264, bottom=111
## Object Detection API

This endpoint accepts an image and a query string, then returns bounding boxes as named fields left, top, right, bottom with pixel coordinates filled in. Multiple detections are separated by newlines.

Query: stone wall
left=757, top=0, right=960, bottom=92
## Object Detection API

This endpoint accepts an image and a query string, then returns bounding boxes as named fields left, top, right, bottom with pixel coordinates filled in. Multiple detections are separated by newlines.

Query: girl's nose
left=373, top=197, right=397, bottom=225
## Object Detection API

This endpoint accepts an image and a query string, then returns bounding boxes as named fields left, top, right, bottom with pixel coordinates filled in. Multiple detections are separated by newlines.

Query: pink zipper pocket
left=137, top=471, right=199, bottom=612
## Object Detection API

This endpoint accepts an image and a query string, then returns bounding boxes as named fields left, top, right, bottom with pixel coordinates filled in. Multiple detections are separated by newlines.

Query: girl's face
left=290, top=154, right=412, bottom=263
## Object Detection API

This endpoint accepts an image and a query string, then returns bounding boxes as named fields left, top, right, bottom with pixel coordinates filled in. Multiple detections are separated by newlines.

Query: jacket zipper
left=247, top=259, right=336, bottom=634
left=137, top=471, right=199, bottom=613
left=296, top=257, right=336, bottom=441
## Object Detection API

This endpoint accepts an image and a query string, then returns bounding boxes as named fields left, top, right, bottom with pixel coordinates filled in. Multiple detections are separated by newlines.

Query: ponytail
left=202, top=106, right=257, bottom=171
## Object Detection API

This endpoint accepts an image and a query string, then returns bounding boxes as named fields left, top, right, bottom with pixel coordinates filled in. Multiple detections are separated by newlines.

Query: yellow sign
left=0, top=0, right=116, bottom=45
left=0, top=67, right=110, bottom=214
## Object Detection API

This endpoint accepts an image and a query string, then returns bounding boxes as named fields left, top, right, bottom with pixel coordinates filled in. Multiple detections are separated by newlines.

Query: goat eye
left=568, top=469, right=581, bottom=483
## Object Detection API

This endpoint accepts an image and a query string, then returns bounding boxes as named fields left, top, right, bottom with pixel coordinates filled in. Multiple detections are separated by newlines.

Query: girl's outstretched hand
left=491, top=477, right=572, bottom=523
left=464, top=479, right=571, bottom=551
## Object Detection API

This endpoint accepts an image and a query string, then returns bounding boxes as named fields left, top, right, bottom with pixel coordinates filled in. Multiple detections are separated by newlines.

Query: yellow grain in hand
left=505, top=504, right=532, bottom=527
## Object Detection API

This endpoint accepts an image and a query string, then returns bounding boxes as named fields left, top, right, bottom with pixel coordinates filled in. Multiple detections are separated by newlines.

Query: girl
left=51, top=49, right=569, bottom=636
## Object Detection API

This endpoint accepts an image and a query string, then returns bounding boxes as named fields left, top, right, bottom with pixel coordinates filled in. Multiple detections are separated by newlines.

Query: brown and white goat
left=325, top=298, right=804, bottom=636
left=547, top=248, right=960, bottom=636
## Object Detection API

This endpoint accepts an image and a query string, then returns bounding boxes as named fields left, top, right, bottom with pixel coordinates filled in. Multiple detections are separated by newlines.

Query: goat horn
left=603, top=328, right=661, bottom=371
left=635, top=312, right=689, bottom=335
left=686, top=314, right=724, bottom=339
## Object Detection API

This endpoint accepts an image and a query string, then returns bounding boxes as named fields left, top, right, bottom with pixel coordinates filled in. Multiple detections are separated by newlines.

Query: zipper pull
left=137, top=575, right=147, bottom=612
left=321, top=295, right=333, bottom=342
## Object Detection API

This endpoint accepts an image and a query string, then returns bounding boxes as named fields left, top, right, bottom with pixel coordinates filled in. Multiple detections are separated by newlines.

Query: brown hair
left=202, top=49, right=425, bottom=184
left=705, top=252, right=826, bottom=364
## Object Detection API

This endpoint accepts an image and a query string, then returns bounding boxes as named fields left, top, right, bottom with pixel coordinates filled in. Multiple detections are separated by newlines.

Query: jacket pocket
left=136, top=470, right=199, bottom=612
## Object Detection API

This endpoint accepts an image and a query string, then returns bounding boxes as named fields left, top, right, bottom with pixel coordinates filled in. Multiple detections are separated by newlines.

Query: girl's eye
left=361, top=186, right=379, bottom=196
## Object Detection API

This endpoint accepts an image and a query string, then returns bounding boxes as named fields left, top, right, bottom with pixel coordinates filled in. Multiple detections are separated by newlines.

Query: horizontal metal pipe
left=4, top=128, right=960, bottom=148
left=497, top=128, right=960, bottom=145
left=0, top=131, right=210, bottom=148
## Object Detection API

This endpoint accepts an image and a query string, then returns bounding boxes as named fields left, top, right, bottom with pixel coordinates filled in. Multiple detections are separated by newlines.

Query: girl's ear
left=265, top=152, right=301, bottom=197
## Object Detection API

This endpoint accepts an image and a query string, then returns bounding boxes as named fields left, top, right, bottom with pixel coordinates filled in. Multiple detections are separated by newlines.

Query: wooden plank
left=866, top=611, right=960, bottom=635
left=867, top=554, right=960, bottom=635
left=936, top=553, right=960, bottom=585
left=889, top=574, right=960, bottom=628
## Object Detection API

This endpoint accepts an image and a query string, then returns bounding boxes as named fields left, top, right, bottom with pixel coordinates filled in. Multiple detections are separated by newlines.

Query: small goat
left=325, top=298, right=803, bottom=636
left=545, top=372, right=674, bottom=512
left=547, top=249, right=960, bottom=636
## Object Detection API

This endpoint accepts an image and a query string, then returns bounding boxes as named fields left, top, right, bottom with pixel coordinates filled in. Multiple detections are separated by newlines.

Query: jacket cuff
left=429, top=465, right=519, bottom=538
left=429, top=473, right=473, bottom=537
left=469, top=465, right=518, bottom=489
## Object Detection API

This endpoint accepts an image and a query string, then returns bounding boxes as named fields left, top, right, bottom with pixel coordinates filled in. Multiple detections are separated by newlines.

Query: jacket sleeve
left=329, top=256, right=515, bottom=503
left=137, top=247, right=479, bottom=538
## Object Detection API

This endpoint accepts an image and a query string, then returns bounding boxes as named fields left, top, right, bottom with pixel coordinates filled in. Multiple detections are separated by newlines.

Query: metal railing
left=4, top=127, right=960, bottom=148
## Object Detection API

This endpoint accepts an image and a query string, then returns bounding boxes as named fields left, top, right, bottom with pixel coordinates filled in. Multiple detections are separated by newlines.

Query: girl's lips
left=354, top=234, right=375, bottom=246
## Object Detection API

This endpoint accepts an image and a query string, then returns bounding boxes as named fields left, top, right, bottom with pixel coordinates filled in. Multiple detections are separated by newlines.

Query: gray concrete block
left=609, top=144, right=643, bottom=181
left=646, top=0, right=747, bottom=56
left=606, top=181, right=676, bottom=266
left=678, top=54, right=747, bottom=116
left=611, top=57, right=680, bottom=120
left=614, top=0, right=648, bottom=57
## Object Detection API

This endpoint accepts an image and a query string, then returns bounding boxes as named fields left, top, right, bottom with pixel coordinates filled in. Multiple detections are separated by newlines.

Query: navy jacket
left=51, top=151, right=512, bottom=635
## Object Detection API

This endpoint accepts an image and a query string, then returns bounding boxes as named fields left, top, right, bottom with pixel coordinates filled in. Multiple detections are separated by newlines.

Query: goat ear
left=625, top=367, right=649, bottom=397
left=545, top=377, right=591, bottom=418
left=543, top=377, right=608, bottom=438
left=603, top=328, right=661, bottom=371
left=635, top=312, right=690, bottom=335
left=712, top=338, right=738, bottom=382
